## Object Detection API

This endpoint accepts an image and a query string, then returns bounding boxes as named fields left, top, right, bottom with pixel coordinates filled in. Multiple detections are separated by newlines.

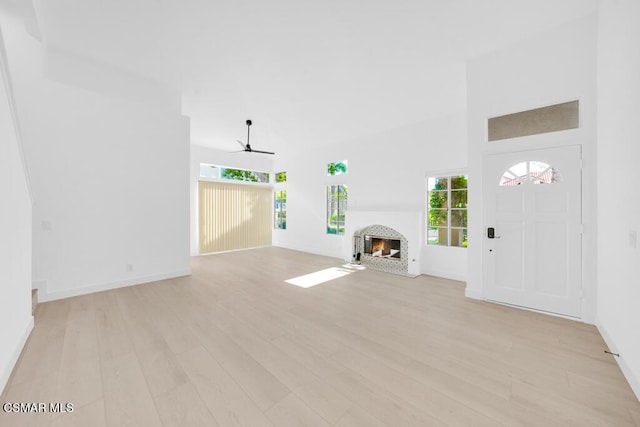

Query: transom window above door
left=499, top=161, right=561, bottom=186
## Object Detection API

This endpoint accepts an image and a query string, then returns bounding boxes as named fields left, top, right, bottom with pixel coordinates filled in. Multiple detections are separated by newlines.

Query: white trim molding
left=465, top=287, right=483, bottom=300
left=39, top=269, right=191, bottom=302
left=422, top=269, right=467, bottom=283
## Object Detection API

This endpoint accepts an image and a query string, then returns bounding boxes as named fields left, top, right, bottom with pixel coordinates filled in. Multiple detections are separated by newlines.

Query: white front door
left=484, top=145, right=582, bottom=318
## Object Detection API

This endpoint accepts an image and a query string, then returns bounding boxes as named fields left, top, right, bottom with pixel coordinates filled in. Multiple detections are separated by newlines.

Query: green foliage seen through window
left=274, top=190, right=287, bottom=230
left=327, top=161, right=348, bottom=176
left=427, top=175, right=468, bottom=247
left=221, top=168, right=269, bottom=183
left=327, top=185, right=347, bottom=234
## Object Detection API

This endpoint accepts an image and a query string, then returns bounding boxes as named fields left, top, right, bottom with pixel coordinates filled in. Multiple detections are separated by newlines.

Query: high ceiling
left=27, top=0, right=597, bottom=152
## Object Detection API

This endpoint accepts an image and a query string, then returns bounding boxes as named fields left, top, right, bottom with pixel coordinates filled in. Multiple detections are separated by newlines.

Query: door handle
left=488, top=228, right=501, bottom=239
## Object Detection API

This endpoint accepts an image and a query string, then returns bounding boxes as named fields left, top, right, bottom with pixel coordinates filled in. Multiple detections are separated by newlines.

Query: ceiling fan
left=233, top=119, right=275, bottom=155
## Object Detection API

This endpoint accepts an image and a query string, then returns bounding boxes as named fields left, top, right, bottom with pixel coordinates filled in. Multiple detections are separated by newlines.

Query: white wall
left=1, top=10, right=191, bottom=301
left=596, top=0, right=640, bottom=400
left=466, top=14, right=598, bottom=320
left=272, top=113, right=468, bottom=280
left=0, top=24, right=33, bottom=396
left=190, top=144, right=274, bottom=255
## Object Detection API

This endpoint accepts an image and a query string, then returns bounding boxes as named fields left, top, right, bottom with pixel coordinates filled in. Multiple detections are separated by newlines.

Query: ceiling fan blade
left=251, top=149, right=275, bottom=155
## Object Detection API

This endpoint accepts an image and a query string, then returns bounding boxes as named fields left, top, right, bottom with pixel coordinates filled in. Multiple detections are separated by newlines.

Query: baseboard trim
left=421, top=268, right=466, bottom=283
left=596, top=317, right=640, bottom=401
left=272, top=243, right=347, bottom=262
left=39, top=269, right=192, bottom=302
left=198, top=245, right=272, bottom=256
left=465, top=287, right=484, bottom=300
left=0, top=315, right=34, bottom=396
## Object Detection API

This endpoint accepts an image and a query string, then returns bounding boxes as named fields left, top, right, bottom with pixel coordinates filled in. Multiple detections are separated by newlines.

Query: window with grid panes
left=427, top=175, right=467, bottom=247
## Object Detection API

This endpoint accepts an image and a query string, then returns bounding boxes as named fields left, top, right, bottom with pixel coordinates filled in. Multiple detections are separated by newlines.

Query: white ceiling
left=29, top=0, right=597, bottom=152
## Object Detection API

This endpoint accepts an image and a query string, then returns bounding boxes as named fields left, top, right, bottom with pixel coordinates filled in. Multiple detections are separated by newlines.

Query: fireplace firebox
left=364, top=235, right=401, bottom=259
left=353, top=224, right=411, bottom=276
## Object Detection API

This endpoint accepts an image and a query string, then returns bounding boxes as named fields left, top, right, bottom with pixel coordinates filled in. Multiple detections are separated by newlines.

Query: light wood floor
left=2, top=247, right=639, bottom=426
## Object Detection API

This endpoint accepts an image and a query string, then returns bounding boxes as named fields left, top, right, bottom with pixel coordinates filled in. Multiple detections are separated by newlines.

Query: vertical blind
left=198, top=181, right=272, bottom=254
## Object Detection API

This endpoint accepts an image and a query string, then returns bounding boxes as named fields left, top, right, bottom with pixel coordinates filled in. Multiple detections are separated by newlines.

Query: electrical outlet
left=126, top=264, right=134, bottom=272
left=630, top=230, right=637, bottom=249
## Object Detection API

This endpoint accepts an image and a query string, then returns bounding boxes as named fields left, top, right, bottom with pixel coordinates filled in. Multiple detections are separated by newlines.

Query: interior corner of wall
left=0, top=314, right=33, bottom=397
left=464, top=286, right=483, bottom=300
left=19, top=0, right=42, bottom=42
left=32, top=279, right=47, bottom=293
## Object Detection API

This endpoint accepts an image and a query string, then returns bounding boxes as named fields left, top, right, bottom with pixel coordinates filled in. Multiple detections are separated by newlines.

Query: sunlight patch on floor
left=285, top=267, right=356, bottom=288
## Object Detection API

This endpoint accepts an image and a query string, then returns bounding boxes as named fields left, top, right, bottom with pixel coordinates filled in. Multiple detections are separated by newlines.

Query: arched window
left=499, top=161, right=560, bottom=186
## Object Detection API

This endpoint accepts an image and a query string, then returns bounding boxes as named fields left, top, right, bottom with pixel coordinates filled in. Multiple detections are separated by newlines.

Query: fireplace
left=364, top=236, right=401, bottom=259
left=353, top=224, right=409, bottom=275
